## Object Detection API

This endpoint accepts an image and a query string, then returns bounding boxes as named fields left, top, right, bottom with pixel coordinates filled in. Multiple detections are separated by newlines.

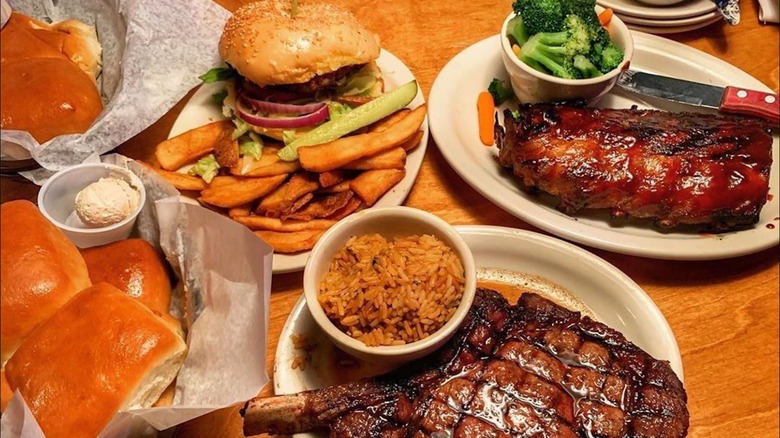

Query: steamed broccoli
left=512, top=0, right=564, bottom=35
left=573, top=55, right=602, bottom=78
left=509, top=0, right=624, bottom=78
left=488, top=79, right=515, bottom=104
left=518, top=15, right=594, bottom=79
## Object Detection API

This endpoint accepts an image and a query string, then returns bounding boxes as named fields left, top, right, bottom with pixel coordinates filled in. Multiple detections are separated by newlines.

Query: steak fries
left=150, top=105, right=426, bottom=253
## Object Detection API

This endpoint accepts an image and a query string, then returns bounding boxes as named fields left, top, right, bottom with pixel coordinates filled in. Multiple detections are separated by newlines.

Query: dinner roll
left=1, top=368, right=11, bottom=412
left=3, top=12, right=102, bottom=81
left=81, top=238, right=172, bottom=315
left=4, top=283, right=188, bottom=438
left=0, top=200, right=92, bottom=366
left=0, top=12, right=103, bottom=143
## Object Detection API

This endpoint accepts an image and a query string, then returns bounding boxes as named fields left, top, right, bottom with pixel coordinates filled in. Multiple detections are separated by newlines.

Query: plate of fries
left=150, top=49, right=429, bottom=273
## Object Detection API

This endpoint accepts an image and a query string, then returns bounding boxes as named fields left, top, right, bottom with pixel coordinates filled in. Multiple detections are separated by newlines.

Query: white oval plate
left=597, top=0, right=716, bottom=19
left=169, top=50, right=429, bottom=273
left=618, top=9, right=720, bottom=26
left=624, top=15, right=721, bottom=33
left=428, top=32, right=779, bottom=261
left=274, top=226, right=684, bottom=429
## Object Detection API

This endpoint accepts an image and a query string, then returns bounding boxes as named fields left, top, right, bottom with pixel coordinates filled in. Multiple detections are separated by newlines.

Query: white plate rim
left=625, top=15, right=721, bottom=32
left=597, top=0, right=716, bottom=19
left=274, top=225, right=684, bottom=400
left=427, top=32, right=779, bottom=261
left=168, top=49, right=429, bottom=274
left=619, top=9, right=720, bottom=26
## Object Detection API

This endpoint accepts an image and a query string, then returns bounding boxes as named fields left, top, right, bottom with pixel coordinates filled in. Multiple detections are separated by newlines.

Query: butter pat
left=75, top=177, right=140, bottom=228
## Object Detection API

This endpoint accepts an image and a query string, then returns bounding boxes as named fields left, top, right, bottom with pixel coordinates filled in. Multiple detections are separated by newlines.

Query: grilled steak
left=242, top=289, right=689, bottom=437
left=495, top=102, right=774, bottom=230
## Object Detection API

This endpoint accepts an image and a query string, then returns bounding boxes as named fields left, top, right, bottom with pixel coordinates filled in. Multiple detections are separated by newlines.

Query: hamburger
left=0, top=12, right=103, bottom=144
left=198, top=0, right=383, bottom=170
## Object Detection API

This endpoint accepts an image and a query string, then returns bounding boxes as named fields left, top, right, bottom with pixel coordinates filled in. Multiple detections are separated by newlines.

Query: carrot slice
left=598, top=8, right=614, bottom=27
left=477, top=92, right=495, bottom=146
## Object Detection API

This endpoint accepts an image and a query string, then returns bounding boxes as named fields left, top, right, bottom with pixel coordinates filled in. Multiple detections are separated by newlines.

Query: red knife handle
left=720, top=86, right=780, bottom=126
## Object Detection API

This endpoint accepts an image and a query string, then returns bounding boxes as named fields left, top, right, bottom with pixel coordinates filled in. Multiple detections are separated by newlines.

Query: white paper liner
left=1, top=154, right=272, bottom=437
left=0, top=0, right=229, bottom=183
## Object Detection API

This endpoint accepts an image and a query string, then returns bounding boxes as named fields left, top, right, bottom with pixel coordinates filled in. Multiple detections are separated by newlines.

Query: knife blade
left=617, top=70, right=779, bottom=125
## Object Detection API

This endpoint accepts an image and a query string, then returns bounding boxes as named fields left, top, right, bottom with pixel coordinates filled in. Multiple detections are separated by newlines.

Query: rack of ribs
left=495, top=102, right=774, bottom=230
left=241, top=289, right=689, bottom=437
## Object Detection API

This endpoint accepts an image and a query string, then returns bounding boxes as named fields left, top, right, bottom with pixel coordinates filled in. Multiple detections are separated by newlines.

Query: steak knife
left=617, top=70, right=779, bottom=125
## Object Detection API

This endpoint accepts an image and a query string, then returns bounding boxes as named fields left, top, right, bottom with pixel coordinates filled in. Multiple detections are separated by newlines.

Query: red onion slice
left=236, top=98, right=329, bottom=129
left=240, top=94, right=325, bottom=115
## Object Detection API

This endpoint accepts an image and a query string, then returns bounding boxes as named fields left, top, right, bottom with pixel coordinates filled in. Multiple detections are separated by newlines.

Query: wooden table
left=1, top=0, right=778, bottom=436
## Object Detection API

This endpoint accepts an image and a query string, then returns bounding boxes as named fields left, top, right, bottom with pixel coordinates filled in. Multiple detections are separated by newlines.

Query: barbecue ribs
left=495, top=102, right=774, bottom=230
left=242, top=289, right=689, bottom=437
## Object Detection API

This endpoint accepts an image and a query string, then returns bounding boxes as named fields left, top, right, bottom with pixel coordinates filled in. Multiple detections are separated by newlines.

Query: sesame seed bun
left=218, top=0, right=381, bottom=86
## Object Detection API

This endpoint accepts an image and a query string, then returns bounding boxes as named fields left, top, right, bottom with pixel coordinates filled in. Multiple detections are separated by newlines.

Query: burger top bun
left=219, top=0, right=380, bottom=86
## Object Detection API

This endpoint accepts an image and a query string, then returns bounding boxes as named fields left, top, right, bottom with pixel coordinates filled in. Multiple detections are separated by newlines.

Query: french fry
left=298, top=104, right=427, bottom=173
left=253, top=230, right=325, bottom=253
left=155, top=120, right=233, bottom=170
left=210, top=175, right=244, bottom=187
left=257, top=172, right=319, bottom=217
left=318, top=170, right=348, bottom=187
left=235, top=216, right=336, bottom=232
left=214, top=129, right=239, bottom=168
left=327, top=197, right=364, bottom=221
left=367, top=108, right=411, bottom=133
left=318, top=179, right=353, bottom=193
left=196, top=197, right=228, bottom=215
left=399, top=130, right=424, bottom=151
left=283, top=191, right=354, bottom=221
left=280, top=192, right=314, bottom=216
left=229, top=204, right=252, bottom=218
left=200, top=174, right=287, bottom=208
left=153, top=168, right=209, bottom=191
left=230, top=147, right=301, bottom=177
left=350, top=168, right=406, bottom=206
left=344, top=147, right=406, bottom=170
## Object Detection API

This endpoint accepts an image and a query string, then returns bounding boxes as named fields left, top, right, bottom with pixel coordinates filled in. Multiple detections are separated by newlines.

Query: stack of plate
left=597, top=0, right=722, bottom=34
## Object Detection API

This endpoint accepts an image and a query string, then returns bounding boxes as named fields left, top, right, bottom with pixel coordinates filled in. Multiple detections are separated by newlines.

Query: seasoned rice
left=318, top=234, right=465, bottom=346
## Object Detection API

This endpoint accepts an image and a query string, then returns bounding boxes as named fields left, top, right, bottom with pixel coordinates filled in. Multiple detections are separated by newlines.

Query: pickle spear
left=277, top=80, right=419, bottom=161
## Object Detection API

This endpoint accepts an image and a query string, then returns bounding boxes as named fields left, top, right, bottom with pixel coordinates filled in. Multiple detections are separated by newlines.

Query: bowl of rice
left=303, top=206, right=477, bottom=364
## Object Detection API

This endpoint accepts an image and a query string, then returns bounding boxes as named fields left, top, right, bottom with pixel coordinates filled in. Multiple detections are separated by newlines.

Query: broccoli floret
left=598, top=42, right=624, bottom=72
left=506, top=15, right=529, bottom=46
left=488, top=79, right=515, bottom=104
left=573, top=55, right=602, bottom=78
left=519, top=33, right=576, bottom=79
left=511, top=0, right=624, bottom=77
left=512, top=0, right=564, bottom=35
left=517, top=15, right=593, bottom=79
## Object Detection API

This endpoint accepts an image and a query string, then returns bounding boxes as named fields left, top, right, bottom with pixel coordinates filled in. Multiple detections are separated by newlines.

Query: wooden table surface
left=1, top=0, right=778, bottom=437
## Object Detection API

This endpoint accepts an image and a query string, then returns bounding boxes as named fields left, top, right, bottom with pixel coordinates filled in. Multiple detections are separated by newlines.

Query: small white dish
left=302, top=207, right=477, bottom=365
left=38, top=163, right=146, bottom=249
left=499, top=7, right=634, bottom=103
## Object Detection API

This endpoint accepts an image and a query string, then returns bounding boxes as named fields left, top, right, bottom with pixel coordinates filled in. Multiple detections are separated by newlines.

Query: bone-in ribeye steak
left=495, top=102, right=774, bottom=230
left=242, top=289, right=689, bottom=437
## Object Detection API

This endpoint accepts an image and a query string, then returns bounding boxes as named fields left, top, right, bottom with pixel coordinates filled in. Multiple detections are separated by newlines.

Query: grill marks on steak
left=495, top=103, right=774, bottom=230
left=241, top=290, right=689, bottom=437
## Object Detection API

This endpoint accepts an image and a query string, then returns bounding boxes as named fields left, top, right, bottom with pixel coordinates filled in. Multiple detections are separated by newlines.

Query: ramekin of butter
left=38, top=162, right=146, bottom=248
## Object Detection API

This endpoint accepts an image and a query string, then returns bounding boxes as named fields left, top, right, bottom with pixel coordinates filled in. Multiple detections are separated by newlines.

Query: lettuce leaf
left=188, top=154, right=219, bottom=183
